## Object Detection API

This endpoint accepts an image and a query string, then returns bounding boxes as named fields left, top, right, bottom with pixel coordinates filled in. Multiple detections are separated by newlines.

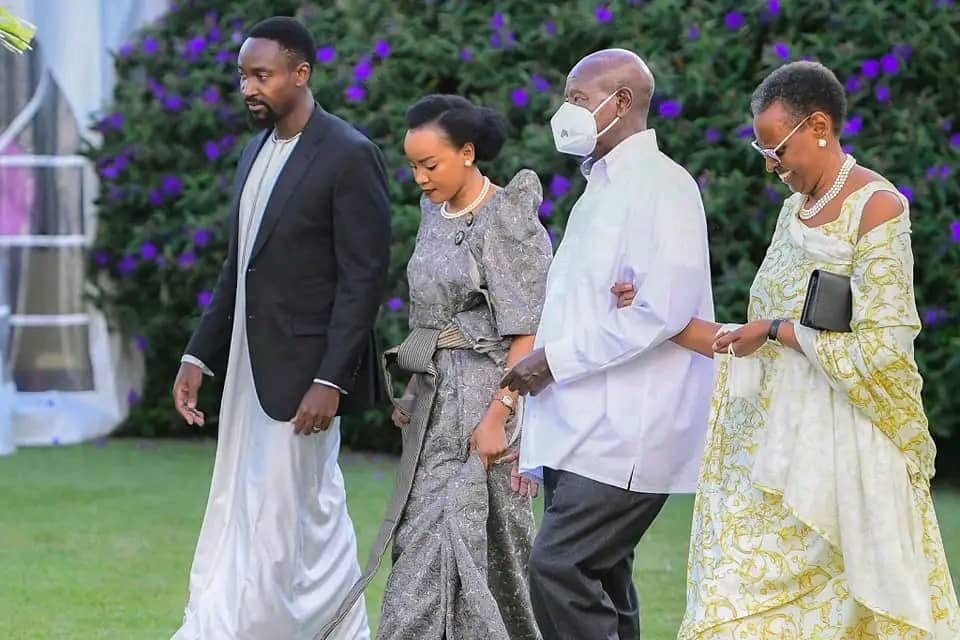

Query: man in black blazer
left=173, top=29, right=390, bottom=433
left=169, top=17, right=389, bottom=639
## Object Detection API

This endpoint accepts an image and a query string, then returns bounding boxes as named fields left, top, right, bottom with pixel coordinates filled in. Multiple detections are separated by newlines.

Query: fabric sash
left=316, top=326, right=461, bottom=639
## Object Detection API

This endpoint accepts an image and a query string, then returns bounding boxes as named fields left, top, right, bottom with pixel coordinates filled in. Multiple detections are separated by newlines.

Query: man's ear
left=295, top=61, right=311, bottom=88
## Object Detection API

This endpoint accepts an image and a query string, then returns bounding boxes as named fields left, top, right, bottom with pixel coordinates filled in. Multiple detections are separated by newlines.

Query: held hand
left=499, top=450, right=539, bottom=498
left=469, top=414, right=508, bottom=470
left=713, top=320, right=772, bottom=358
left=291, top=384, right=341, bottom=435
left=172, top=362, right=205, bottom=426
left=391, top=377, right=418, bottom=428
left=499, top=348, right=555, bottom=396
left=391, top=396, right=413, bottom=429
left=611, top=281, right=636, bottom=308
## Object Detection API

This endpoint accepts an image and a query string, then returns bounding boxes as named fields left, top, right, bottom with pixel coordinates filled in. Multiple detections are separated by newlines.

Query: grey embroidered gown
left=377, top=169, right=552, bottom=639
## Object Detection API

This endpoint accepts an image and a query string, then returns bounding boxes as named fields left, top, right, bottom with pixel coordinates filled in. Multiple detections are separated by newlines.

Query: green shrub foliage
left=87, top=0, right=960, bottom=448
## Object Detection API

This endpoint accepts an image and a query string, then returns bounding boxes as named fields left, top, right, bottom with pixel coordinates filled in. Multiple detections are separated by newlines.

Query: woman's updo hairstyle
left=405, top=94, right=508, bottom=162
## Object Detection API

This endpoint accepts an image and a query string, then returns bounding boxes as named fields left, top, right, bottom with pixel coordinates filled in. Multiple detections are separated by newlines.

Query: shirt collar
left=580, top=129, right=659, bottom=183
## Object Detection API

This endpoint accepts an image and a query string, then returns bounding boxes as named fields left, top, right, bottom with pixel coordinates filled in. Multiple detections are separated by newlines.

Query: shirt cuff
left=313, top=379, right=348, bottom=395
left=543, top=338, right=581, bottom=385
left=181, top=354, right=214, bottom=377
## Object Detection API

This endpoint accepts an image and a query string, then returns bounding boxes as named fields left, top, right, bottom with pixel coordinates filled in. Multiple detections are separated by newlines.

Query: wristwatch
left=768, top=319, right=784, bottom=342
left=495, top=393, right=516, bottom=413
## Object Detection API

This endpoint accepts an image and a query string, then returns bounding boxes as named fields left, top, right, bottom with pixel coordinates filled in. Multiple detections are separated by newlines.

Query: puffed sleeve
left=478, top=168, right=553, bottom=337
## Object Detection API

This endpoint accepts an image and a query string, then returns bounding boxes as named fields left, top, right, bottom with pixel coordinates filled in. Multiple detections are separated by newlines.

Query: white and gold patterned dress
left=679, top=181, right=960, bottom=639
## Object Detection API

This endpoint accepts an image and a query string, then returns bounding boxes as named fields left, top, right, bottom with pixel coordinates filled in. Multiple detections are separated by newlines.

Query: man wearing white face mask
left=501, top=49, right=715, bottom=639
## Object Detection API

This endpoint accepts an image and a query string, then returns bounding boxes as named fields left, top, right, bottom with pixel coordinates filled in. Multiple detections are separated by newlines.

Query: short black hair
left=405, top=94, right=508, bottom=162
left=750, top=61, right=847, bottom=132
left=247, top=17, right=315, bottom=75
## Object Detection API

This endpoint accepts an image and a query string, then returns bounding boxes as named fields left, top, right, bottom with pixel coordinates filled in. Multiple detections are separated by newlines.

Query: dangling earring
left=817, top=139, right=827, bottom=148
left=465, top=160, right=473, bottom=167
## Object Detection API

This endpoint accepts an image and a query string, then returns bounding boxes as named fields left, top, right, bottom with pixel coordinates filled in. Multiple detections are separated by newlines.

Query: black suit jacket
left=185, top=105, right=391, bottom=421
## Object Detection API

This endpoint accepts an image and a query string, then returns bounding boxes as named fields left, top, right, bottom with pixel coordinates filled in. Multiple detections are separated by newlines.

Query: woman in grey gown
left=377, top=94, right=552, bottom=639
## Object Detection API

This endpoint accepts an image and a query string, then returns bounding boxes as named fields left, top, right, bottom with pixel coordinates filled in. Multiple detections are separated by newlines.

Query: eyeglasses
left=750, top=114, right=812, bottom=165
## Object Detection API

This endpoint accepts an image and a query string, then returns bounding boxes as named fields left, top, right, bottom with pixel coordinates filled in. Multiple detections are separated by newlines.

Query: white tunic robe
left=172, top=132, right=370, bottom=640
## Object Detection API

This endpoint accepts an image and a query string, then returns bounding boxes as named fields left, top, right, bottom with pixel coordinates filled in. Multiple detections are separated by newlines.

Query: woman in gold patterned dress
left=616, top=61, right=960, bottom=639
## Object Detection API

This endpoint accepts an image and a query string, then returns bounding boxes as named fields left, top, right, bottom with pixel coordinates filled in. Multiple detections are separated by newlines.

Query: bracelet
left=768, top=319, right=783, bottom=342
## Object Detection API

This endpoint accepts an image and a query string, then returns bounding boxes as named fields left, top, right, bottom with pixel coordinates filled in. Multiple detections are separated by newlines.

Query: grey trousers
left=528, top=468, right=668, bottom=640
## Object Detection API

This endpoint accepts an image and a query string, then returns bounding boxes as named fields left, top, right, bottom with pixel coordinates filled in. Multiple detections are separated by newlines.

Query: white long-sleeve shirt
left=519, top=129, right=715, bottom=494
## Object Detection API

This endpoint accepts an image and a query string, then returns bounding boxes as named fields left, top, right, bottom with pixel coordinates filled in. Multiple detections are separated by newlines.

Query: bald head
left=567, top=49, right=655, bottom=114
left=556, top=49, right=655, bottom=159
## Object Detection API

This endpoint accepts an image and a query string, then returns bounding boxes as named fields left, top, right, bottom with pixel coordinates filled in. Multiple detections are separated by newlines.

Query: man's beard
left=246, top=100, right=280, bottom=129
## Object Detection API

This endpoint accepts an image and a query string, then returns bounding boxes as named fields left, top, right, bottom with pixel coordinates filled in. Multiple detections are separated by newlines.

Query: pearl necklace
left=798, top=154, right=857, bottom=220
left=441, top=176, right=491, bottom=219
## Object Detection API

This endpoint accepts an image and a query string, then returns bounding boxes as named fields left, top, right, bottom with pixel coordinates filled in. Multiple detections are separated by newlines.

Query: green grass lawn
left=1, top=439, right=958, bottom=639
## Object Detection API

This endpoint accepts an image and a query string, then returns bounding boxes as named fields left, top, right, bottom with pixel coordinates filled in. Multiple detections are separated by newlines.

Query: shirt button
left=247, top=314, right=255, bottom=320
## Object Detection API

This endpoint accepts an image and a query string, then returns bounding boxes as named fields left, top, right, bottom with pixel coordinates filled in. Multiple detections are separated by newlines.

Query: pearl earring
left=817, top=139, right=827, bottom=148
left=465, top=160, right=473, bottom=167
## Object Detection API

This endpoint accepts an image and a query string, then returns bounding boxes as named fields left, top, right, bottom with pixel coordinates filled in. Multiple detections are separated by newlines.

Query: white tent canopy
left=5, top=0, right=170, bottom=140
left=0, top=0, right=168, bottom=453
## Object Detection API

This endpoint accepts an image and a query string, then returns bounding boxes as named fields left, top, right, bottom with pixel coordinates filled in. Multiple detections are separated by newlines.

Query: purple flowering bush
left=88, top=0, right=959, bottom=444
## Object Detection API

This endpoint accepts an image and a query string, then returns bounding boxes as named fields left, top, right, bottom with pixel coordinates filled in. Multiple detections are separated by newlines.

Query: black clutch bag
left=799, top=269, right=853, bottom=333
